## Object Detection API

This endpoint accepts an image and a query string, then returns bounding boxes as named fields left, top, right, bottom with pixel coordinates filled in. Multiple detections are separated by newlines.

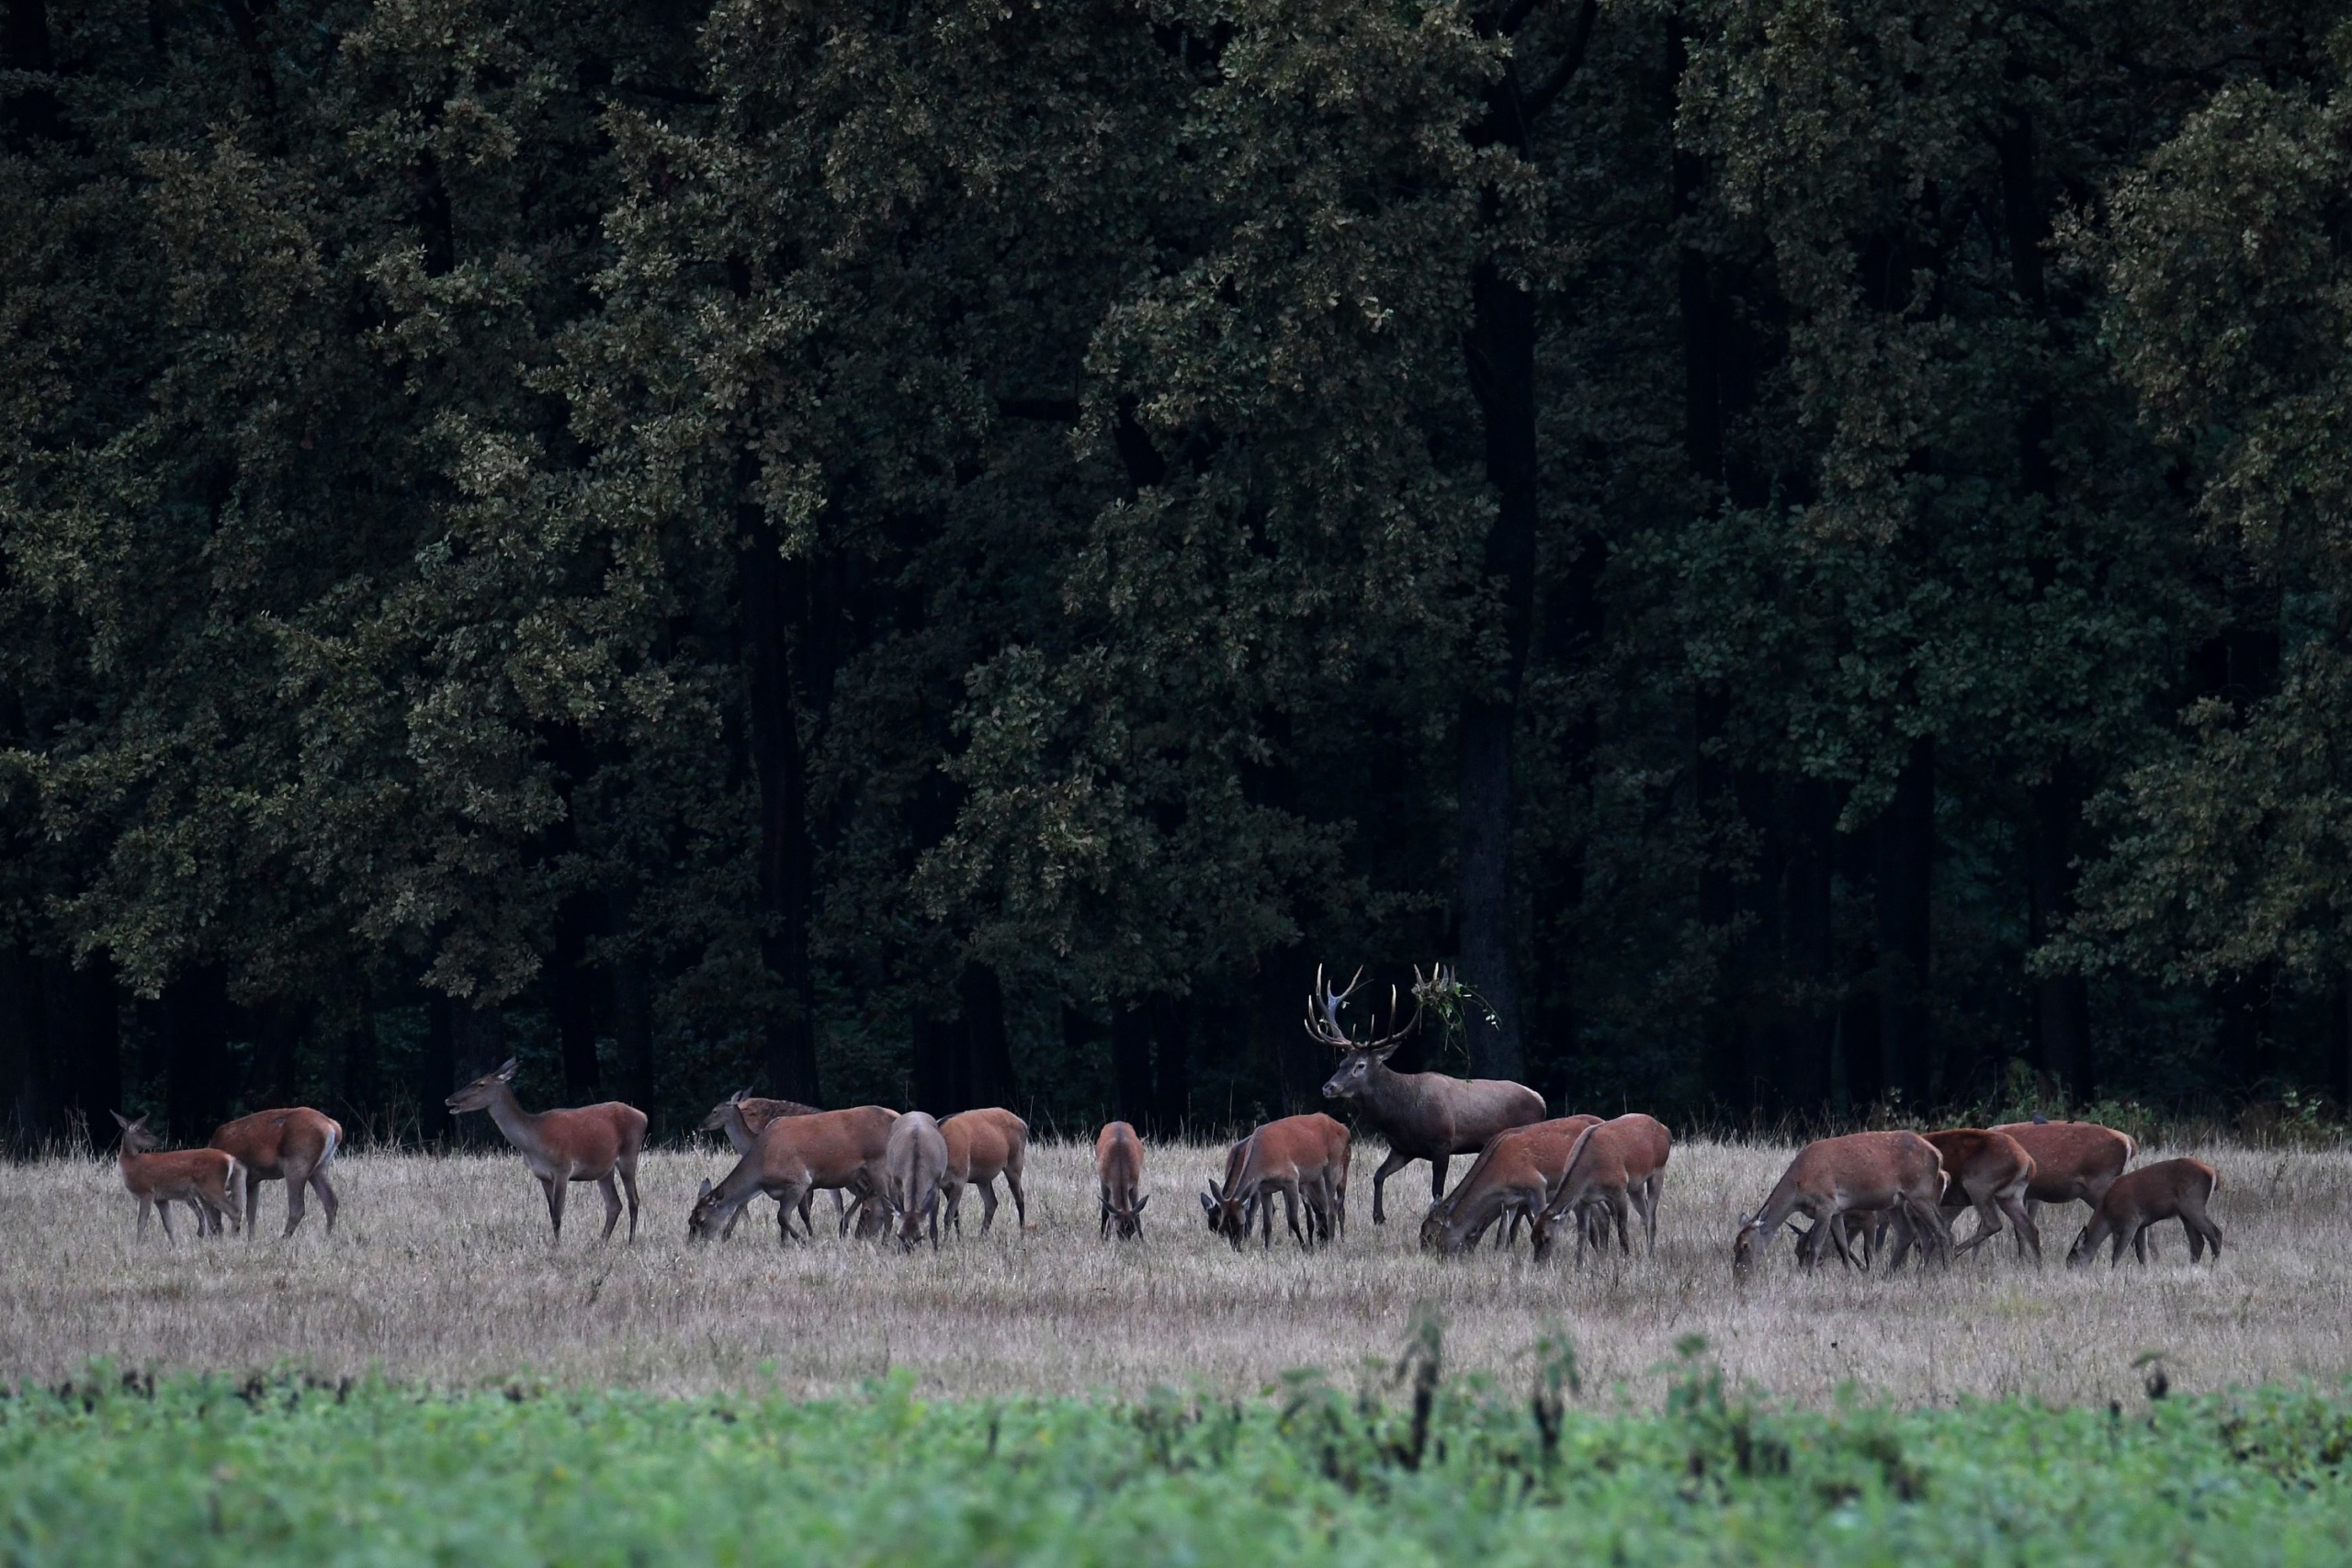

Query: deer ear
left=1134, top=1194, right=1148, bottom=1213
left=696, top=1179, right=713, bottom=1201
left=1199, top=1190, right=1216, bottom=1215
left=1372, top=1041, right=1404, bottom=1064
left=109, top=1110, right=130, bottom=1129
left=493, top=1057, right=520, bottom=1081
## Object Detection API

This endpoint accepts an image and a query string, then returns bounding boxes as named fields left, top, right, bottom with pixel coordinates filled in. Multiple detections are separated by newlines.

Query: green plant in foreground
left=6, top=1347, right=2352, bottom=1566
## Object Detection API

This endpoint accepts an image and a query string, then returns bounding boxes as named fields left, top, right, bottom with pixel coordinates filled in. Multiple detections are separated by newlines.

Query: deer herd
left=103, top=967, right=2230, bottom=1277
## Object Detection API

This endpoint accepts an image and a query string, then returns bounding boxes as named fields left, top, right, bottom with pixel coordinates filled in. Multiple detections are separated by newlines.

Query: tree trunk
left=1874, top=738, right=1934, bottom=1110
left=1453, top=257, right=1538, bottom=1081
left=2216, top=967, right=2271, bottom=1100
left=2030, top=766, right=2093, bottom=1104
left=1110, top=1002, right=1155, bottom=1133
left=1782, top=778, right=1838, bottom=1120
left=1150, top=995, right=1189, bottom=1138
left=550, top=892, right=602, bottom=1099
left=334, top=991, right=377, bottom=1135
left=1695, top=689, right=1743, bottom=1111
left=960, top=964, right=1015, bottom=1111
left=910, top=1010, right=962, bottom=1116
left=70, top=954, right=121, bottom=1151
left=451, top=1000, right=503, bottom=1145
left=419, top=994, right=454, bottom=1145
left=739, top=462, right=822, bottom=1105
left=610, top=902, right=656, bottom=1119
left=0, top=945, right=49, bottom=1152
left=247, top=998, right=305, bottom=1110
left=163, top=965, right=232, bottom=1144
left=1260, top=944, right=1325, bottom=1113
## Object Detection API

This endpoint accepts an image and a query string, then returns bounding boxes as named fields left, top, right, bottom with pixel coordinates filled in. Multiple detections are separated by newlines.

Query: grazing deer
left=879, top=1111, right=950, bottom=1251
left=2067, top=1157, right=2222, bottom=1267
left=1923, top=1128, right=2040, bottom=1261
left=1733, top=1131, right=1951, bottom=1274
left=688, top=1105, right=899, bottom=1243
left=1419, top=1114, right=1599, bottom=1255
left=940, top=1108, right=1029, bottom=1235
left=1201, top=1113, right=1349, bottom=1249
left=209, top=1107, right=342, bottom=1238
left=1310, top=967, right=1545, bottom=1224
left=1530, top=1113, right=1673, bottom=1263
left=699, top=1090, right=837, bottom=1236
left=445, top=1059, right=647, bottom=1244
left=1096, top=1121, right=1148, bottom=1239
left=112, top=1112, right=245, bottom=1239
left=1990, top=1119, right=2135, bottom=1250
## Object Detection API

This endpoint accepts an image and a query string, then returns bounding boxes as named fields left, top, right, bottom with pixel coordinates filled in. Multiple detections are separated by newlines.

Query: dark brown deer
left=112, top=1112, right=244, bottom=1238
left=1418, top=1114, right=1600, bottom=1255
left=446, top=1059, right=647, bottom=1244
left=2066, top=1157, right=2222, bottom=1267
left=699, top=1089, right=849, bottom=1235
left=209, top=1106, right=342, bottom=1238
left=1201, top=1114, right=1348, bottom=1249
left=1310, top=967, right=1544, bottom=1224
left=1990, top=1119, right=2135, bottom=1253
left=1096, top=1121, right=1148, bottom=1239
left=688, top=1106, right=899, bottom=1243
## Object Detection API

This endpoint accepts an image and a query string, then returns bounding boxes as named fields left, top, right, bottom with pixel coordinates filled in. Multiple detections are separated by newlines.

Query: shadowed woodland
left=6, top=0, right=2352, bottom=1145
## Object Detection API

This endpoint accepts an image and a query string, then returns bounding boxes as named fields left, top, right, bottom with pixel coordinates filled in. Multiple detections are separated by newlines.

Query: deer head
left=1731, top=1210, right=1764, bottom=1274
left=686, top=1177, right=723, bottom=1241
left=1102, top=1191, right=1148, bottom=1240
left=696, top=1089, right=752, bottom=1134
left=445, top=1057, right=520, bottom=1113
left=109, top=1111, right=159, bottom=1154
left=1309, top=966, right=1423, bottom=1100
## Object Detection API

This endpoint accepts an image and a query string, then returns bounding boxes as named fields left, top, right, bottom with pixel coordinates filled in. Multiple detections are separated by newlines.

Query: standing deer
left=879, top=1111, right=950, bottom=1251
left=1096, top=1121, right=1148, bottom=1239
left=445, top=1059, right=646, bottom=1244
left=1923, top=1128, right=2040, bottom=1261
left=2066, top=1157, right=2222, bottom=1267
left=1991, top=1119, right=2135, bottom=1250
left=1530, top=1113, right=1673, bottom=1263
left=687, top=1106, right=898, bottom=1243
left=1419, top=1114, right=1599, bottom=1255
left=111, top=1112, right=244, bottom=1239
left=698, top=1090, right=840, bottom=1236
left=1311, top=966, right=1545, bottom=1224
left=1201, top=1113, right=1349, bottom=1249
left=940, top=1108, right=1029, bottom=1235
left=1732, top=1131, right=1951, bottom=1274
left=209, top=1107, right=343, bottom=1238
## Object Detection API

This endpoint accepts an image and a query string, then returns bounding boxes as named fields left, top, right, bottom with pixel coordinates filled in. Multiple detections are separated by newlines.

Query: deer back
left=760, top=1106, right=899, bottom=1187
left=1923, top=1129, right=2032, bottom=1201
left=2098, top=1156, right=2218, bottom=1222
left=942, top=1108, right=1026, bottom=1183
left=1242, top=1114, right=1338, bottom=1185
left=1991, top=1120, right=2133, bottom=1204
left=120, top=1146, right=239, bottom=1204
left=1095, top=1121, right=1145, bottom=1194
left=209, top=1108, right=340, bottom=1178
left=884, top=1112, right=950, bottom=1213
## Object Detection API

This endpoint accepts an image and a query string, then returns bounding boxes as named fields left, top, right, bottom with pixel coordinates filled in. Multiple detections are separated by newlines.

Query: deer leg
left=314, top=1168, right=340, bottom=1235
left=1953, top=1192, right=2002, bottom=1257
left=2128, top=1223, right=2149, bottom=1266
left=542, top=1176, right=566, bottom=1243
left=978, top=1179, right=1001, bottom=1237
left=2001, top=1191, right=2041, bottom=1264
left=1283, top=1182, right=1310, bottom=1251
left=1644, top=1174, right=1664, bottom=1251
left=136, top=1199, right=152, bottom=1239
left=619, top=1159, right=641, bottom=1242
left=1006, top=1168, right=1028, bottom=1231
left=1609, top=1190, right=1632, bottom=1255
left=597, top=1174, right=624, bottom=1242
left=1429, top=1154, right=1453, bottom=1206
left=1369, top=1148, right=1412, bottom=1225
left=279, top=1168, right=310, bottom=1238
left=157, top=1201, right=176, bottom=1241
left=246, top=1174, right=264, bottom=1237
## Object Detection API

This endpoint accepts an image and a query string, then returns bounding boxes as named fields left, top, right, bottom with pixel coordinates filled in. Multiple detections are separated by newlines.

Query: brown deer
left=445, top=1059, right=647, bottom=1244
left=698, top=1090, right=841, bottom=1236
left=1418, top=1114, right=1600, bottom=1255
left=111, top=1112, right=245, bottom=1239
left=2066, top=1157, right=2222, bottom=1267
left=1990, top=1119, right=2135, bottom=1248
left=1096, top=1121, right=1148, bottom=1239
left=688, top=1105, right=899, bottom=1242
left=878, top=1111, right=950, bottom=1251
left=1310, top=966, right=1545, bottom=1224
left=1923, top=1128, right=2040, bottom=1261
left=940, top=1108, right=1029, bottom=1235
left=1732, top=1131, right=1951, bottom=1274
left=209, top=1107, right=343, bottom=1238
left=1530, top=1113, right=1674, bottom=1263
left=1201, top=1113, right=1349, bottom=1249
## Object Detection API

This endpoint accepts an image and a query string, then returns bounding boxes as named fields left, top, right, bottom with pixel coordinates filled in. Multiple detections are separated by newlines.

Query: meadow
left=3, top=1135, right=2345, bottom=1406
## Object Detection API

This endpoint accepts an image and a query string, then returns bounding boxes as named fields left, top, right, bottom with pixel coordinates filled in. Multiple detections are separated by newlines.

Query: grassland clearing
left=4, top=1136, right=2346, bottom=1406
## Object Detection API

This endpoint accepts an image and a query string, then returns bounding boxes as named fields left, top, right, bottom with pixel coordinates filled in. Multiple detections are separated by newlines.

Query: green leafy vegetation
left=7, top=1354, right=2352, bottom=1565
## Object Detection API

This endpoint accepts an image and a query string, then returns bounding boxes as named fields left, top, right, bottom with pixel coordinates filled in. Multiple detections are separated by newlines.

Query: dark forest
left=6, top=0, right=2352, bottom=1145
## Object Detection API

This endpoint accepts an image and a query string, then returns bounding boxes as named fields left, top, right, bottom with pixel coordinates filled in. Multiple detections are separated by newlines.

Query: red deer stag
left=940, top=1108, right=1029, bottom=1235
left=1419, top=1114, right=1599, bottom=1255
left=111, top=1112, right=244, bottom=1238
left=209, top=1107, right=343, bottom=1238
left=1311, top=967, right=1544, bottom=1224
left=1732, top=1131, right=1951, bottom=1274
left=1530, top=1113, right=1674, bottom=1263
left=1201, top=1113, right=1349, bottom=1249
left=878, top=1111, right=950, bottom=1251
left=446, top=1059, right=646, bottom=1244
left=2066, top=1157, right=2222, bottom=1267
left=688, top=1106, right=899, bottom=1242
left=699, top=1090, right=838, bottom=1235
left=1923, top=1128, right=2039, bottom=1261
left=1096, top=1121, right=1148, bottom=1239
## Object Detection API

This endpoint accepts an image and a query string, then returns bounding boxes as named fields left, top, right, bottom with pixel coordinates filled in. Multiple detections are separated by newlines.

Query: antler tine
left=1304, top=964, right=1369, bottom=1051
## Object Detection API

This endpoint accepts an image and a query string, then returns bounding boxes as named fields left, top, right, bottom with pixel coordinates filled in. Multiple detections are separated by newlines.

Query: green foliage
left=6, top=1364, right=2352, bottom=1564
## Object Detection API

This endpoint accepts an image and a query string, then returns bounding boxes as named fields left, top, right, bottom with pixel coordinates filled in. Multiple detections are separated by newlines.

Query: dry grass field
left=6, top=1135, right=2346, bottom=1407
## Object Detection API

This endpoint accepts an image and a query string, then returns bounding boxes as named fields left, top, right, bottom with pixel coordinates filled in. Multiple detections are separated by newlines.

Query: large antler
left=1305, top=964, right=1424, bottom=1055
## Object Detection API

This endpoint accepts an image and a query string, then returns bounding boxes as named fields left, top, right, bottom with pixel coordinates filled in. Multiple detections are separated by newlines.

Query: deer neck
left=480, top=1082, right=548, bottom=1156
